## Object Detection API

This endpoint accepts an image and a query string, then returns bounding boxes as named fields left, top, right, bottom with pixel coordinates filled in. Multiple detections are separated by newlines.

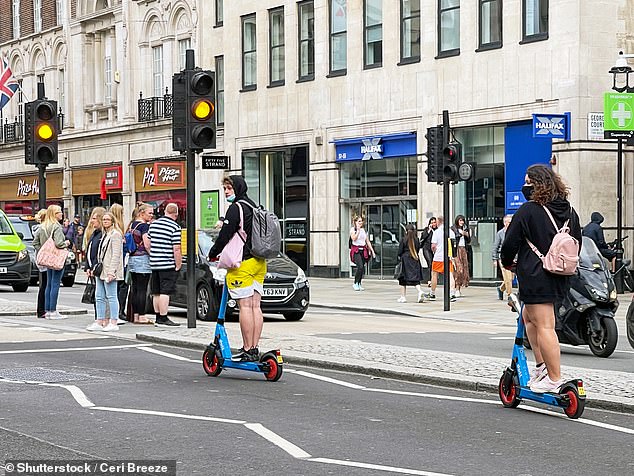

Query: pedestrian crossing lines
left=0, top=320, right=108, bottom=343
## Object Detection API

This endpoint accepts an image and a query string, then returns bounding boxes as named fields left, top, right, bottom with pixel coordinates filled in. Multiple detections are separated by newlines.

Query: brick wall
left=0, top=0, right=11, bottom=44
left=42, top=0, right=58, bottom=30
left=21, top=0, right=34, bottom=37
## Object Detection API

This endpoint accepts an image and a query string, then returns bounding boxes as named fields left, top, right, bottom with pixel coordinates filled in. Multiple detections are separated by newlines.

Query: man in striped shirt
left=148, top=203, right=182, bottom=327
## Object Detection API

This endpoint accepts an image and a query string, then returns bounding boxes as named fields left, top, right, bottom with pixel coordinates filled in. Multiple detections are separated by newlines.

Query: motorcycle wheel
left=588, top=314, right=618, bottom=358
left=626, top=301, right=634, bottom=350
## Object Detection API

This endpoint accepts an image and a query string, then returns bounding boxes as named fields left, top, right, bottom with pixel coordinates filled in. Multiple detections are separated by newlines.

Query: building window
left=178, top=38, right=191, bottom=71
left=479, top=0, right=501, bottom=49
left=298, top=1, right=314, bottom=81
left=215, top=56, right=224, bottom=125
left=33, top=0, right=42, bottom=33
left=215, top=0, right=223, bottom=27
left=329, top=0, right=347, bottom=74
left=12, top=0, right=20, bottom=38
left=104, top=57, right=112, bottom=104
left=152, top=45, right=163, bottom=98
left=438, top=0, right=460, bottom=57
left=364, top=0, right=382, bottom=68
left=523, top=0, right=548, bottom=41
left=269, top=7, right=285, bottom=86
left=242, top=14, right=257, bottom=90
left=56, top=0, right=64, bottom=25
left=400, top=0, right=420, bottom=63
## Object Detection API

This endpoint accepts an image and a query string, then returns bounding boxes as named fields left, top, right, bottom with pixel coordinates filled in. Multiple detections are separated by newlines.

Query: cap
left=74, top=214, right=81, bottom=218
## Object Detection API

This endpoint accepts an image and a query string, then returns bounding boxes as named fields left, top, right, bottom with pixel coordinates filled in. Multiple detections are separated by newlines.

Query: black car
left=170, top=230, right=310, bottom=321
left=7, top=215, right=78, bottom=287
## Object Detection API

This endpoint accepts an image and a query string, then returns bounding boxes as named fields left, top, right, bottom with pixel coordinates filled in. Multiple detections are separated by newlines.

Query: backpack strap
left=542, top=205, right=569, bottom=232
left=234, top=202, right=247, bottom=244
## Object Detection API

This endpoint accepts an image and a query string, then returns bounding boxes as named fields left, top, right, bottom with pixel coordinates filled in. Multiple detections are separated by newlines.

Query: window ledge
left=296, top=75, right=315, bottom=83
left=520, top=33, right=548, bottom=45
left=435, top=49, right=460, bottom=59
left=240, top=85, right=257, bottom=93
left=476, top=43, right=502, bottom=52
left=327, top=69, right=347, bottom=78
left=363, top=63, right=382, bottom=71
left=397, top=57, right=421, bottom=66
left=267, top=81, right=285, bottom=89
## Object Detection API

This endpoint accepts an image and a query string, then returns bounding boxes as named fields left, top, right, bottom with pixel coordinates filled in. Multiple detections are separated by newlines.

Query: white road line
left=293, top=370, right=366, bottom=390
left=92, top=406, right=247, bottom=425
left=245, top=423, right=312, bottom=459
left=559, top=343, right=634, bottom=355
left=364, top=387, right=498, bottom=405
left=308, top=457, right=454, bottom=476
left=0, top=343, right=152, bottom=354
left=139, top=346, right=200, bottom=363
left=489, top=336, right=515, bottom=340
left=44, top=383, right=95, bottom=408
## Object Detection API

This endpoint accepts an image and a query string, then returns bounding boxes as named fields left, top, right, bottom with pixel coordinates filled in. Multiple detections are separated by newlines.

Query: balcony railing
left=1, top=119, right=23, bottom=144
left=138, top=88, right=173, bottom=122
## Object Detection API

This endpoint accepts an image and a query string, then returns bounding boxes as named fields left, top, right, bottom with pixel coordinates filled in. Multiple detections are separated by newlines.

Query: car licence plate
left=263, top=287, right=288, bottom=297
left=0, top=267, right=6, bottom=273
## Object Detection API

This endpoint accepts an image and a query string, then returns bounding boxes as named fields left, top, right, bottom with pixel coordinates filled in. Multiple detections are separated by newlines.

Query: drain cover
left=0, top=367, right=92, bottom=383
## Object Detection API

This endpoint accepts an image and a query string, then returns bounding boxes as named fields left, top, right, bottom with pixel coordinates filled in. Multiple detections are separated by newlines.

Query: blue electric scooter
left=202, top=282, right=283, bottom=381
left=498, top=294, right=586, bottom=419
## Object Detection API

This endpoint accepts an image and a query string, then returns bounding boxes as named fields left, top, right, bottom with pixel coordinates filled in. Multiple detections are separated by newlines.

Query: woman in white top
left=349, top=216, right=376, bottom=291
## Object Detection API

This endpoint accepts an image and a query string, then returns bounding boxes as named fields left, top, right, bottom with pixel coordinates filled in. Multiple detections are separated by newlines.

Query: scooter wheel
left=498, top=374, right=521, bottom=408
left=262, top=356, right=283, bottom=382
left=202, top=348, right=223, bottom=377
left=561, top=387, right=585, bottom=419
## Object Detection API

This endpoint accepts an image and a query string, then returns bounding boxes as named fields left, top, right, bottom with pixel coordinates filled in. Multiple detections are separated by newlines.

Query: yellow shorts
left=226, top=257, right=267, bottom=299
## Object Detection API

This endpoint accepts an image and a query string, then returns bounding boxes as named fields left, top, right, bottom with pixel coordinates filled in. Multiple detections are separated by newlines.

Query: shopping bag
left=81, top=278, right=96, bottom=305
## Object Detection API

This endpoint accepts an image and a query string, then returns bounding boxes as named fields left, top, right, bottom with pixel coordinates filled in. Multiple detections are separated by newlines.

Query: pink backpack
left=526, top=206, right=579, bottom=276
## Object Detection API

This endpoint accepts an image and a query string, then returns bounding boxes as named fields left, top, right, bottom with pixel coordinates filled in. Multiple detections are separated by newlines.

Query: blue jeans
left=45, top=268, right=64, bottom=312
left=96, top=277, right=119, bottom=320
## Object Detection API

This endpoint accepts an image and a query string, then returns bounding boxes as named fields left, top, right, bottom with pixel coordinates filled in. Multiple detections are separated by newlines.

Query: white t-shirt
left=431, top=226, right=455, bottom=262
left=350, top=227, right=368, bottom=246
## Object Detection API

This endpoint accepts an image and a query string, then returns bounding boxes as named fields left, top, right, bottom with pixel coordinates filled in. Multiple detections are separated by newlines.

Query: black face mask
left=522, top=184, right=534, bottom=201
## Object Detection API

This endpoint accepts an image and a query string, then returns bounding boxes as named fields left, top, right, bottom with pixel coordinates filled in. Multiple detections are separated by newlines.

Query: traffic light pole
left=186, top=147, right=197, bottom=328
left=442, top=110, right=451, bottom=312
left=38, top=165, right=46, bottom=210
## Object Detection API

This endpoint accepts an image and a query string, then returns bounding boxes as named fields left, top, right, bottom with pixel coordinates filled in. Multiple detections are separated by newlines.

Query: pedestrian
left=66, top=214, right=83, bottom=244
left=75, top=226, right=85, bottom=266
left=349, top=216, right=376, bottom=291
left=492, top=215, right=514, bottom=300
left=33, top=209, right=48, bottom=319
left=110, top=203, right=128, bottom=324
left=582, top=212, right=616, bottom=266
left=86, top=211, right=124, bottom=332
left=148, top=202, right=182, bottom=327
left=397, top=224, right=425, bottom=303
left=62, top=218, right=71, bottom=240
left=450, top=215, right=471, bottom=297
left=207, top=175, right=266, bottom=361
left=32, top=205, right=70, bottom=320
left=84, top=207, right=106, bottom=319
left=419, top=217, right=437, bottom=286
left=430, top=216, right=456, bottom=301
left=127, top=202, right=154, bottom=324
left=501, top=164, right=581, bottom=393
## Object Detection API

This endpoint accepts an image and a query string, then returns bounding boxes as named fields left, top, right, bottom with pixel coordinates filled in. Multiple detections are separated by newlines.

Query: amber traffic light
left=25, top=100, right=58, bottom=165
left=172, top=69, right=216, bottom=152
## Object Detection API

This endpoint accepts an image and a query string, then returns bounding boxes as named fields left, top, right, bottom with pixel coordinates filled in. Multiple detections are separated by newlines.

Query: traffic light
left=25, top=100, right=58, bottom=165
left=425, top=126, right=443, bottom=183
left=172, top=69, right=216, bottom=152
left=443, top=141, right=462, bottom=182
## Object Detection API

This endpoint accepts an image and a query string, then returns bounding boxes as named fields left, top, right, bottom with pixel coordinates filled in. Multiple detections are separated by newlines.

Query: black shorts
left=151, top=269, right=178, bottom=296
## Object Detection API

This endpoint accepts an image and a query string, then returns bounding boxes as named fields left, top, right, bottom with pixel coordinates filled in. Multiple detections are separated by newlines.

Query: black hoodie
left=501, top=198, right=582, bottom=304
left=582, top=212, right=608, bottom=250
left=208, top=175, right=258, bottom=260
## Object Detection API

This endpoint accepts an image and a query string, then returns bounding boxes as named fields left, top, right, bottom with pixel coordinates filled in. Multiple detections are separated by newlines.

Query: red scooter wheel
left=202, top=348, right=223, bottom=377
left=498, top=374, right=521, bottom=408
left=262, top=356, right=283, bottom=382
left=561, top=386, right=585, bottom=419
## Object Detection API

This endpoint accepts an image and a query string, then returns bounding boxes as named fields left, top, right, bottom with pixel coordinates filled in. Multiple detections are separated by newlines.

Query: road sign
left=201, top=155, right=228, bottom=169
left=604, top=92, right=634, bottom=138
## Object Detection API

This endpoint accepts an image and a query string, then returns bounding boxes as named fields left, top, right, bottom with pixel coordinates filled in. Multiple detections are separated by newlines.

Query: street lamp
left=608, top=51, right=632, bottom=293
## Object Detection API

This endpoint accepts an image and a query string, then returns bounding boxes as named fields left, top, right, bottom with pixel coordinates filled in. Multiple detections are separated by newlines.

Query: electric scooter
left=499, top=294, right=586, bottom=419
left=202, top=281, right=283, bottom=381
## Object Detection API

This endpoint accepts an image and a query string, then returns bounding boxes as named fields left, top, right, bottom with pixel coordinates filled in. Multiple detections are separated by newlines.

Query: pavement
left=3, top=270, right=634, bottom=414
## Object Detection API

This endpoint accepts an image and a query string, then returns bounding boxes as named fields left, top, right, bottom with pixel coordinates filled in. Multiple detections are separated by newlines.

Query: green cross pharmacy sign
left=604, top=92, right=634, bottom=139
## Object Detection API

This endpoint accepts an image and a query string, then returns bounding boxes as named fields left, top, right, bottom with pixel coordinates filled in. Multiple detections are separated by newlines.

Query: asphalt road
left=1, top=324, right=634, bottom=475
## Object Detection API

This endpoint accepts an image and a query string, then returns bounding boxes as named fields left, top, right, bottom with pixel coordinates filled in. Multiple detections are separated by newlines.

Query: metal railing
left=138, top=88, right=173, bottom=122
left=2, top=119, right=23, bottom=143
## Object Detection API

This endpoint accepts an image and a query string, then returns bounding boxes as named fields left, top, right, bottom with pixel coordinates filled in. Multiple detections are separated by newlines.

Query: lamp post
left=608, top=51, right=632, bottom=293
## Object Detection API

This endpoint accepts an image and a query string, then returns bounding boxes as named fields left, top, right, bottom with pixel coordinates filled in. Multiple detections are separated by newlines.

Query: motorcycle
left=555, top=237, right=619, bottom=357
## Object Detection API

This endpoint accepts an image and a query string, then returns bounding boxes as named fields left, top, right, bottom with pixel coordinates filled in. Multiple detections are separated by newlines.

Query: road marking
left=0, top=343, right=152, bottom=354
left=559, top=343, right=634, bottom=355
left=489, top=336, right=515, bottom=340
left=293, top=370, right=366, bottom=390
left=0, top=378, right=95, bottom=408
left=245, top=423, right=311, bottom=459
left=309, top=457, right=454, bottom=475
left=139, top=346, right=200, bottom=362
left=92, top=406, right=247, bottom=425
left=364, top=387, right=498, bottom=405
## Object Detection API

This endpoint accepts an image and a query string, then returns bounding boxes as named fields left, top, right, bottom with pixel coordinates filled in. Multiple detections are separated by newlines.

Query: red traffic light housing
left=442, top=142, right=462, bottom=182
left=25, top=100, right=59, bottom=165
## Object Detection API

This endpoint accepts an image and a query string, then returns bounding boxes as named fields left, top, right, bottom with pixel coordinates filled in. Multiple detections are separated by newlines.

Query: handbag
left=81, top=278, right=96, bottom=305
left=393, top=260, right=403, bottom=280
left=91, top=235, right=110, bottom=277
left=218, top=203, right=247, bottom=269
left=36, top=227, right=69, bottom=271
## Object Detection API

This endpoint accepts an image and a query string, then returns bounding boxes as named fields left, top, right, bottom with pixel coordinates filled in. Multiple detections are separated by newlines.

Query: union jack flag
left=0, top=55, right=19, bottom=111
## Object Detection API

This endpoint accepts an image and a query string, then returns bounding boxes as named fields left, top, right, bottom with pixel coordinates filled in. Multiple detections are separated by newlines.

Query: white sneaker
left=352, top=283, right=359, bottom=291
left=454, top=290, right=461, bottom=298
left=358, top=285, right=365, bottom=291
left=529, top=375, right=565, bottom=394
left=397, top=296, right=407, bottom=303
left=86, top=322, right=105, bottom=331
left=417, top=290, right=425, bottom=303
left=103, top=323, right=119, bottom=332
left=528, top=363, right=548, bottom=386
left=46, top=311, right=68, bottom=320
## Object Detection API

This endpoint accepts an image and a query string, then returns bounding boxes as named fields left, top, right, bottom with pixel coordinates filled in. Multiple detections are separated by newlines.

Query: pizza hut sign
left=142, top=162, right=185, bottom=188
